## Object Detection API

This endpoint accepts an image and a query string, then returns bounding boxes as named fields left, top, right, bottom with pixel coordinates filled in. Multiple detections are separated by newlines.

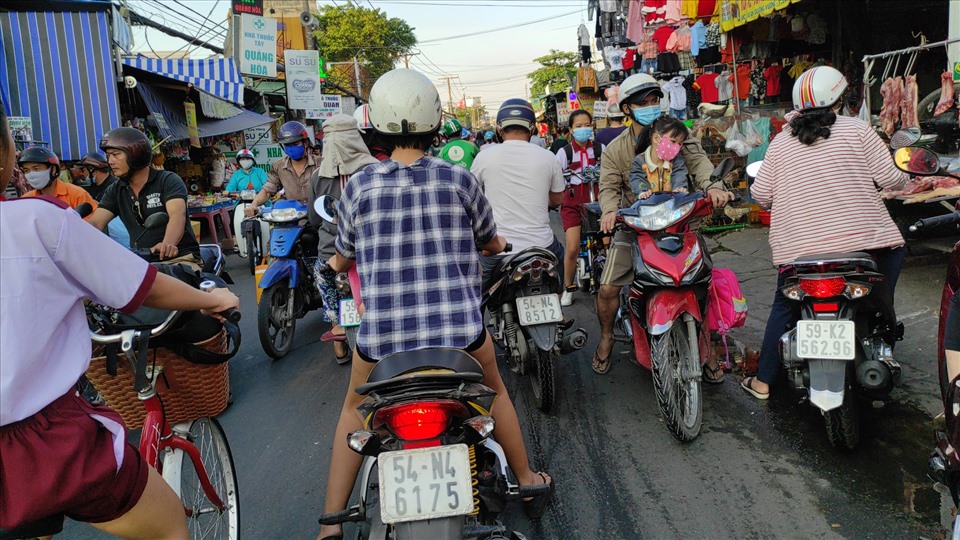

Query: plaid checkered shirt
left=335, top=157, right=498, bottom=361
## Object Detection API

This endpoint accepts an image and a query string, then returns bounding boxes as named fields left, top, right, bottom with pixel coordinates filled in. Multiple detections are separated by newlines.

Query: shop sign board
left=953, top=62, right=960, bottom=82
left=9, top=116, right=33, bottom=144
left=239, top=14, right=277, bottom=77
left=720, top=0, right=801, bottom=32
left=593, top=100, right=608, bottom=118
left=184, top=101, right=200, bottom=148
left=556, top=101, right=572, bottom=124
left=232, top=0, right=263, bottom=16
left=285, top=50, right=323, bottom=110
left=305, top=94, right=342, bottom=120
left=244, top=123, right=280, bottom=164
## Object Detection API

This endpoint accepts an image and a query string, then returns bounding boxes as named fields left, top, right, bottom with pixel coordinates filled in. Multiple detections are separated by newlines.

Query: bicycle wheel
left=178, top=417, right=241, bottom=539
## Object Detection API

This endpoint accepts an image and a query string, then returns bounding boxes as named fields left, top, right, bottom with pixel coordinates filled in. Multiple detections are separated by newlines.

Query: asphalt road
left=66, top=224, right=954, bottom=540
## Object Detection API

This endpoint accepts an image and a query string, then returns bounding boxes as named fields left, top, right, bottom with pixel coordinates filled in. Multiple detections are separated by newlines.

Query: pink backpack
left=706, top=268, right=748, bottom=367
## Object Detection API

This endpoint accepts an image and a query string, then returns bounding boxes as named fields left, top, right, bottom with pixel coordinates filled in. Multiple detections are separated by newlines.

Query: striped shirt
left=751, top=114, right=908, bottom=266
left=335, top=157, right=497, bottom=361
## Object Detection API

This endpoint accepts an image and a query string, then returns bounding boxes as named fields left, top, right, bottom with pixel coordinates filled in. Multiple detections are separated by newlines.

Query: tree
left=312, top=3, right=417, bottom=97
left=455, top=103, right=486, bottom=129
left=527, top=50, right=578, bottom=96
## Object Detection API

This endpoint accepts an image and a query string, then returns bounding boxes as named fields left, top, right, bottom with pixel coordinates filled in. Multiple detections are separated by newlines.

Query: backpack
left=706, top=268, right=748, bottom=368
left=563, top=141, right=603, bottom=168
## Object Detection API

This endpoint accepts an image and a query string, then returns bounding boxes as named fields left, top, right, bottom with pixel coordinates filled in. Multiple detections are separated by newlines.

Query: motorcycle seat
left=584, top=202, right=603, bottom=216
left=791, top=252, right=877, bottom=271
left=199, top=245, right=220, bottom=273
left=0, top=514, right=64, bottom=540
left=356, top=349, right=484, bottom=395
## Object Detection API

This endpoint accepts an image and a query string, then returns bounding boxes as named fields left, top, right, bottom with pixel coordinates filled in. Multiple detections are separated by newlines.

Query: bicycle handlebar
left=89, top=310, right=181, bottom=345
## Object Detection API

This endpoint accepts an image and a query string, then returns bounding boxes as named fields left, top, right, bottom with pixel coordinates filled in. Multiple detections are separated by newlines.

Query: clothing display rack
left=861, top=36, right=960, bottom=115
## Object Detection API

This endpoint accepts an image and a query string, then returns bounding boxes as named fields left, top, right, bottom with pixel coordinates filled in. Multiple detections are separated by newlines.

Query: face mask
left=655, top=136, right=682, bottom=161
left=632, top=105, right=661, bottom=126
left=572, top=127, right=593, bottom=143
left=25, top=170, right=52, bottom=190
left=283, top=143, right=305, bottom=161
left=239, top=159, right=254, bottom=170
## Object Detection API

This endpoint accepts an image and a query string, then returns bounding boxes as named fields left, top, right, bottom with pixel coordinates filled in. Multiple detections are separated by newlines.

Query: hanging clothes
left=662, top=76, right=688, bottom=112
left=604, top=46, right=626, bottom=73
left=666, top=24, right=692, bottom=52
left=749, top=63, right=767, bottom=102
left=694, top=72, right=721, bottom=103
left=664, top=0, right=683, bottom=25
left=684, top=74, right=702, bottom=117
left=715, top=70, right=734, bottom=102
left=704, top=21, right=721, bottom=47
left=578, top=24, right=591, bottom=64
left=652, top=26, right=675, bottom=52
left=677, top=51, right=695, bottom=71
left=587, top=0, right=599, bottom=21
left=643, top=0, right=667, bottom=25
left=764, top=63, right=783, bottom=98
left=690, top=21, right=705, bottom=57
left=621, top=47, right=637, bottom=72
left=697, top=0, right=719, bottom=19
left=577, top=66, right=599, bottom=93
left=626, top=0, right=646, bottom=43
left=681, top=0, right=698, bottom=20
left=730, top=65, right=752, bottom=100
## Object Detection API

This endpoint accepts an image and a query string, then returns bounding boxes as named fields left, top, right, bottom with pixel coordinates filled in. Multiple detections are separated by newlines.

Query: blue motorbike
left=256, top=199, right=321, bottom=359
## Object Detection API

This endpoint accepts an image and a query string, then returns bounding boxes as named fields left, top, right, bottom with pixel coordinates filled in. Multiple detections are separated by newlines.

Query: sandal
left=334, top=341, right=351, bottom=365
left=321, top=330, right=347, bottom=342
left=740, top=376, right=770, bottom=400
left=591, top=347, right=612, bottom=375
left=522, top=472, right=555, bottom=520
left=703, top=362, right=725, bottom=384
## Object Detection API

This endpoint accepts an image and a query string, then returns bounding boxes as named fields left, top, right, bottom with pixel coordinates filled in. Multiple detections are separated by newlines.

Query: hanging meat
left=901, top=75, right=919, bottom=129
left=935, top=71, right=957, bottom=116
left=879, top=76, right=903, bottom=136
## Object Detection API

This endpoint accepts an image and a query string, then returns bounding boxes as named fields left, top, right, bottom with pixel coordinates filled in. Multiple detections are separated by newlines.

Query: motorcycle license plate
left=796, top=320, right=855, bottom=360
left=378, top=444, right=474, bottom=524
left=516, top=294, right=563, bottom=326
left=339, top=299, right=361, bottom=327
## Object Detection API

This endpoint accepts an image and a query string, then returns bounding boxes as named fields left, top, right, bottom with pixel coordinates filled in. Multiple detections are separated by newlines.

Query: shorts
left=0, top=391, right=149, bottom=531
left=599, top=230, right=636, bottom=287
left=560, top=183, right=599, bottom=230
left=357, top=330, right=489, bottom=364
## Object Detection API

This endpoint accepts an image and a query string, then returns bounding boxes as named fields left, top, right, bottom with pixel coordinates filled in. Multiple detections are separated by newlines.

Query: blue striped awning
left=0, top=10, right=121, bottom=160
left=123, top=56, right=245, bottom=106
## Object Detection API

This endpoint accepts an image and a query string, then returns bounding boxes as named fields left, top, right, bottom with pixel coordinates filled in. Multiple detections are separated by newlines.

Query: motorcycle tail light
left=798, top=277, right=847, bottom=299
left=782, top=285, right=804, bottom=301
left=843, top=283, right=871, bottom=299
left=511, top=257, right=557, bottom=282
left=375, top=400, right=466, bottom=442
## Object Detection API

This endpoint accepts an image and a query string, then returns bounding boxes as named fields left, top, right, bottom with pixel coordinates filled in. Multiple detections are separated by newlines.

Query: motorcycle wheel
left=530, top=348, right=556, bottom=413
left=650, top=322, right=702, bottom=442
left=590, top=254, right=606, bottom=296
left=245, top=228, right=258, bottom=275
left=258, top=283, right=296, bottom=359
left=823, top=385, right=860, bottom=450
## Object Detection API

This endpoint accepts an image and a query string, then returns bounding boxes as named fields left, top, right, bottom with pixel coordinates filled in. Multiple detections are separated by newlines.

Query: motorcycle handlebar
left=909, top=211, right=960, bottom=233
left=199, top=280, right=241, bottom=323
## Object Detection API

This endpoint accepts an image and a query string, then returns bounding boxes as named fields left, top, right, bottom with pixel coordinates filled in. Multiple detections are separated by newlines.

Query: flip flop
left=591, top=351, right=612, bottom=375
left=321, top=330, right=347, bottom=342
left=522, top=472, right=555, bottom=520
left=740, top=376, right=769, bottom=400
left=334, top=342, right=351, bottom=365
left=703, top=363, right=726, bottom=384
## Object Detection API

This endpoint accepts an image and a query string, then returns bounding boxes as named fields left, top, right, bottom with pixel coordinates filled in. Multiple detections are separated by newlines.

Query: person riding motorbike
left=245, top=121, right=320, bottom=217
left=307, top=113, right=380, bottom=364
left=79, top=151, right=130, bottom=247
left=471, top=98, right=566, bottom=284
left=223, top=148, right=268, bottom=195
left=0, top=105, right=241, bottom=540
left=593, top=73, right=735, bottom=374
left=19, top=146, right=98, bottom=217
left=316, top=69, right=553, bottom=540
left=555, top=109, right=603, bottom=306
left=437, top=117, right=480, bottom=169
left=743, top=66, right=909, bottom=399
left=88, top=127, right=201, bottom=267
left=353, top=104, right=390, bottom=161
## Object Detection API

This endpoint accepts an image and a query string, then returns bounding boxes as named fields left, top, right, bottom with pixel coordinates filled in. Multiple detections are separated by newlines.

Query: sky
left=128, top=0, right=591, bottom=113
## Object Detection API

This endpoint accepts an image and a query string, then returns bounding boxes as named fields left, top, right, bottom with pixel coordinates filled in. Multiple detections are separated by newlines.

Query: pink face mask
left=655, top=136, right=682, bottom=161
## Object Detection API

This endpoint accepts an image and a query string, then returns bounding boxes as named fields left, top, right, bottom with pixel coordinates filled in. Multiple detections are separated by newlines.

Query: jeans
left=639, top=58, right=657, bottom=74
left=480, top=237, right=565, bottom=288
left=756, top=246, right=907, bottom=385
left=670, top=107, right=686, bottom=120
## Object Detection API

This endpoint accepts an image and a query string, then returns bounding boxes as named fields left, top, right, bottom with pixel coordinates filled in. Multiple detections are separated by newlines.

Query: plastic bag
left=741, top=120, right=763, bottom=147
left=725, top=122, right=754, bottom=157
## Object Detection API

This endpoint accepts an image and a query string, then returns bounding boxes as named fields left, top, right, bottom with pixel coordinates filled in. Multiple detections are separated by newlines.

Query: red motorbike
left=613, top=158, right=735, bottom=442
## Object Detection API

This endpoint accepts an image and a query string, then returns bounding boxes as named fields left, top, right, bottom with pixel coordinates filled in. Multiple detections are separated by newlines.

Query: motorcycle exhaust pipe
left=856, top=360, right=893, bottom=392
left=560, top=328, right=588, bottom=355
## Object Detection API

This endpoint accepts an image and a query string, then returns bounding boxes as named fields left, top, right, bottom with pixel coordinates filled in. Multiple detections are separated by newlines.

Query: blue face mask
left=572, top=127, right=593, bottom=143
left=283, top=143, right=305, bottom=160
left=632, top=105, right=661, bottom=126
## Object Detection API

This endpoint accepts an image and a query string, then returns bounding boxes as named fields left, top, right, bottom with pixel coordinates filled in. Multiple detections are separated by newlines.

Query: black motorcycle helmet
left=18, top=146, right=60, bottom=179
left=99, top=127, right=152, bottom=174
left=79, top=151, right=109, bottom=172
left=277, top=121, right=310, bottom=145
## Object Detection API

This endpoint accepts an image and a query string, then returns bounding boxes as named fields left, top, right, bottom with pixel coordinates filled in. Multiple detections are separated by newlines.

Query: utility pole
left=353, top=55, right=362, bottom=98
left=438, top=75, right=458, bottom=116
left=400, top=53, right=418, bottom=69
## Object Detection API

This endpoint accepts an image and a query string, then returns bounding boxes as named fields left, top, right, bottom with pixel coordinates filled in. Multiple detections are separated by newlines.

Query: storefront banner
left=305, top=94, right=342, bottom=120
left=184, top=101, right=201, bottom=148
left=285, top=50, right=324, bottom=110
left=232, top=0, right=263, bottom=16
left=239, top=14, right=277, bottom=77
left=8, top=116, right=33, bottom=145
left=593, top=100, right=608, bottom=119
left=720, top=0, right=802, bottom=32
left=556, top=102, right=572, bottom=124
left=199, top=92, right=242, bottom=119
left=244, top=123, right=281, bottom=164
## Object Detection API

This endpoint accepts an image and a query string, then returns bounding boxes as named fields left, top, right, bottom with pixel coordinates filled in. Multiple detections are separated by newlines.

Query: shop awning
left=135, top=80, right=274, bottom=141
left=122, top=55, right=245, bottom=106
left=0, top=10, right=121, bottom=160
left=720, top=0, right=802, bottom=32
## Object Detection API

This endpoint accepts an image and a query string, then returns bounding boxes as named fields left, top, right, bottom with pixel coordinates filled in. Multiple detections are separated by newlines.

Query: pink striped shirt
left=751, top=114, right=908, bottom=266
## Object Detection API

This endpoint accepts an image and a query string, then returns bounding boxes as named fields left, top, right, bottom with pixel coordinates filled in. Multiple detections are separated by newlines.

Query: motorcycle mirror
left=75, top=202, right=93, bottom=218
left=889, top=127, right=922, bottom=150
left=710, top=157, right=735, bottom=183
left=893, top=147, right=942, bottom=176
left=314, top=195, right=340, bottom=224
left=745, top=161, right=763, bottom=179
left=142, top=212, right=169, bottom=230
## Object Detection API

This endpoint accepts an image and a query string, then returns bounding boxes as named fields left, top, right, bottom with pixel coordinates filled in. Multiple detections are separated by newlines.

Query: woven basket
left=86, top=328, right=230, bottom=429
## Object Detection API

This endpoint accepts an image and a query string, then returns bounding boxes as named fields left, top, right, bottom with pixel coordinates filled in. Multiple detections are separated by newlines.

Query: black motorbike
left=484, top=247, right=587, bottom=412
left=318, top=350, right=546, bottom=540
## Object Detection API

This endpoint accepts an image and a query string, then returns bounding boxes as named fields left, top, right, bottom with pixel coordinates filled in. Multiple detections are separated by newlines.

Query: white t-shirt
left=471, top=140, right=565, bottom=252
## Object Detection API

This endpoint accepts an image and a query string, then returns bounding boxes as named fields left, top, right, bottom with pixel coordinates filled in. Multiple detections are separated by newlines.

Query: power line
left=138, top=0, right=227, bottom=38
left=417, top=9, right=580, bottom=44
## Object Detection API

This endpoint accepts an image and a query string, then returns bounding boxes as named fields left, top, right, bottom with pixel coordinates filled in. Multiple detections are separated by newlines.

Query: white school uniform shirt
left=0, top=197, right=157, bottom=426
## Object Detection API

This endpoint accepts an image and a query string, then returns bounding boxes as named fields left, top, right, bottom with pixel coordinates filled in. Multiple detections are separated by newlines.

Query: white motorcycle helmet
left=618, top=73, right=663, bottom=111
left=353, top=104, right=373, bottom=132
left=367, top=69, right=442, bottom=135
left=792, top=66, right=848, bottom=111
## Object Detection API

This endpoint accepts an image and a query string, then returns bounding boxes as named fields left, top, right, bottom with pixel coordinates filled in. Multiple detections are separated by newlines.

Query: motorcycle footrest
left=317, top=505, right=364, bottom=525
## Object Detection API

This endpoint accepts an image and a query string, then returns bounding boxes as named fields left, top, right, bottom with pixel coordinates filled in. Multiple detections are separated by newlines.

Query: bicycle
left=88, top=283, right=241, bottom=539
left=565, top=169, right=609, bottom=295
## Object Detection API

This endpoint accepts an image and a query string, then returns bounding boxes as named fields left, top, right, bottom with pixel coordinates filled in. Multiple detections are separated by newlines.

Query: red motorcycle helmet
left=99, top=127, right=153, bottom=171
